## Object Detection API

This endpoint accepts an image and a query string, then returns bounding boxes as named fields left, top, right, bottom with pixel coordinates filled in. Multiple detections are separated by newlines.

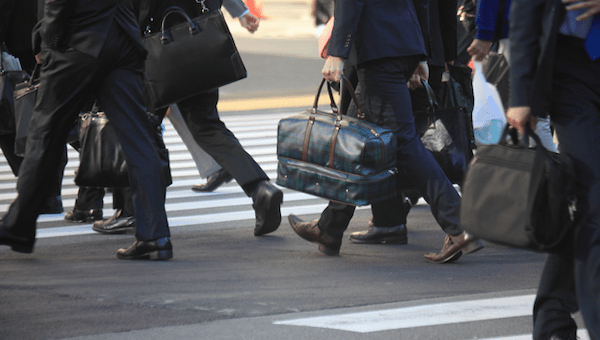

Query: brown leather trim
left=329, top=119, right=341, bottom=168
left=302, top=112, right=316, bottom=162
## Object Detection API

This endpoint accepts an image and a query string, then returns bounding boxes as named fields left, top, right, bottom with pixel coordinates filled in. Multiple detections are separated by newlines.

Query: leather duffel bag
left=276, top=77, right=398, bottom=206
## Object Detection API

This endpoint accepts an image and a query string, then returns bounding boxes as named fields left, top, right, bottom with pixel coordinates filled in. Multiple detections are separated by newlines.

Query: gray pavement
left=0, top=2, right=593, bottom=340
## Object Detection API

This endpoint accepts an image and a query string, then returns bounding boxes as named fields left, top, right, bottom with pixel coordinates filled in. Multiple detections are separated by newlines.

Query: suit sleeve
left=439, top=0, right=457, bottom=62
left=41, top=0, right=77, bottom=49
left=222, top=0, right=248, bottom=18
left=326, top=0, right=363, bottom=59
left=508, top=0, right=544, bottom=108
left=0, top=0, right=17, bottom=45
left=412, top=0, right=430, bottom=60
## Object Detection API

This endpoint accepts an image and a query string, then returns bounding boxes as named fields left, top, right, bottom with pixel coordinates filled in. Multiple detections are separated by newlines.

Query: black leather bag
left=459, top=125, right=577, bottom=253
left=143, top=6, right=247, bottom=109
left=75, top=107, right=172, bottom=188
left=277, top=77, right=398, bottom=206
left=0, top=49, right=29, bottom=135
left=13, top=64, right=40, bottom=157
left=396, top=81, right=474, bottom=189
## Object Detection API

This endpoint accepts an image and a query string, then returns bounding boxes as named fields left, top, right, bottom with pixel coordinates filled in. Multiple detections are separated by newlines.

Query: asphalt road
left=0, top=2, right=591, bottom=339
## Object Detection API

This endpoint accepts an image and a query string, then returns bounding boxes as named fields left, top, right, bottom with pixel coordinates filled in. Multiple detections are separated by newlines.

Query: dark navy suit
left=317, top=0, right=464, bottom=240
left=510, top=0, right=600, bottom=338
left=0, top=0, right=170, bottom=251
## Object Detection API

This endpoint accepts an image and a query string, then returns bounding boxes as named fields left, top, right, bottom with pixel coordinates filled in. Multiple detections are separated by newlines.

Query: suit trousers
left=1, top=21, right=169, bottom=244
left=177, top=89, right=269, bottom=196
left=167, top=104, right=222, bottom=179
left=533, top=37, right=600, bottom=340
left=318, top=57, right=463, bottom=238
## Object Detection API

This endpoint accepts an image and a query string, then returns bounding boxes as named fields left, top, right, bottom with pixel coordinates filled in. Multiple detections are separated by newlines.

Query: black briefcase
left=459, top=125, right=577, bottom=253
left=276, top=77, right=398, bottom=206
left=143, top=6, right=246, bottom=109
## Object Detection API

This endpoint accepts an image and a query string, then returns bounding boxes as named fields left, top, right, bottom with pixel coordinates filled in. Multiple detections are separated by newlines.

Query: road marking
left=274, top=295, right=536, bottom=333
left=217, top=95, right=330, bottom=111
left=476, top=329, right=590, bottom=340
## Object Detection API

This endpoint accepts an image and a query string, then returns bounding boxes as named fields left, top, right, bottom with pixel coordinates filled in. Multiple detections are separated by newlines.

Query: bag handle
left=311, top=76, right=363, bottom=120
left=159, top=6, right=202, bottom=44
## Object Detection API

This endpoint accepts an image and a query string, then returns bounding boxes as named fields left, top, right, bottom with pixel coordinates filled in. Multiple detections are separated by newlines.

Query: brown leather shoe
left=424, top=231, right=484, bottom=264
left=288, top=214, right=341, bottom=256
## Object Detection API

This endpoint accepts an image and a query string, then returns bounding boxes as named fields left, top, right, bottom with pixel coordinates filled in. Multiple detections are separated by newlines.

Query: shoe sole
left=462, top=239, right=485, bottom=255
left=65, top=216, right=104, bottom=223
left=349, top=236, right=408, bottom=244
left=117, top=249, right=173, bottom=260
left=318, top=244, right=340, bottom=256
left=254, top=190, right=283, bottom=236
left=191, top=176, right=233, bottom=192
left=425, top=249, right=462, bottom=264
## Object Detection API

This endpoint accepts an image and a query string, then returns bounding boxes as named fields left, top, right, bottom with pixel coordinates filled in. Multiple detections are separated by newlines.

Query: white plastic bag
left=472, top=60, right=506, bottom=144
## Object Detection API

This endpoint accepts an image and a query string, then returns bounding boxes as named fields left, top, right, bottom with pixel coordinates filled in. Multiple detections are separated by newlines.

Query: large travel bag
left=276, top=77, right=398, bottom=206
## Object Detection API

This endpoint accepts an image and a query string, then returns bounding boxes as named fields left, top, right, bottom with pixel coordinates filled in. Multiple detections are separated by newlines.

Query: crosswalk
left=0, top=110, right=346, bottom=239
left=0, top=109, right=590, bottom=340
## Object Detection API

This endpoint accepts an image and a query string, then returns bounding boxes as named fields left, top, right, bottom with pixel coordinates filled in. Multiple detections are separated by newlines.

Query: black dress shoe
left=0, top=228, right=34, bottom=253
left=252, top=181, right=283, bottom=236
left=549, top=331, right=578, bottom=340
left=191, top=169, right=233, bottom=192
left=92, top=209, right=135, bottom=235
left=116, top=237, right=173, bottom=260
left=40, top=195, right=64, bottom=214
left=288, top=214, right=341, bottom=256
left=349, top=223, right=408, bottom=244
left=64, top=208, right=103, bottom=223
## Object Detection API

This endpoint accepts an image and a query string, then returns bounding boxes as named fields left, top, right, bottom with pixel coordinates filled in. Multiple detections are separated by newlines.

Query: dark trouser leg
left=111, top=187, right=134, bottom=216
left=371, top=194, right=409, bottom=227
left=538, top=39, right=600, bottom=339
left=533, top=251, right=578, bottom=339
left=75, top=186, right=105, bottom=211
left=318, top=202, right=356, bottom=240
left=358, top=58, right=462, bottom=236
left=0, top=133, right=23, bottom=176
left=95, top=26, right=169, bottom=242
left=178, top=90, right=268, bottom=195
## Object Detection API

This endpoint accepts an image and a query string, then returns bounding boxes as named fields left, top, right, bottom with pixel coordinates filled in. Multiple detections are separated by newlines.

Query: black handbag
left=13, top=64, right=40, bottom=157
left=143, top=6, right=247, bottom=109
left=75, top=106, right=173, bottom=188
left=459, top=125, right=577, bottom=253
left=277, top=77, right=398, bottom=206
left=396, top=81, right=474, bottom=189
left=0, top=48, right=29, bottom=135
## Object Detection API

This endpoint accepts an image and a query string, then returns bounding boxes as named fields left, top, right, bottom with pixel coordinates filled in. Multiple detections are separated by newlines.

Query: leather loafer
left=64, top=208, right=103, bottom=223
left=191, top=169, right=233, bottom=192
left=116, top=237, right=173, bottom=260
left=424, top=231, right=484, bottom=264
left=349, top=222, right=408, bottom=244
left=0, top=228, right=34, bottom=253
left=92, top=209, right=135, bottom=235
left=252, top=181, right=283, bottom=236
left=288, top=214, right=341, bottom=256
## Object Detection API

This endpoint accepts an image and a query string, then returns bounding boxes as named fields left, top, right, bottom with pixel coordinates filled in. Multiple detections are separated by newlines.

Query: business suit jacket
left=34, top=0, right=145, bottom=58
left=0, top=0, right=38, bottom=55
left=509, top=0, right=565, bottom=117
left=327, top=0, right=430, bottom=65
